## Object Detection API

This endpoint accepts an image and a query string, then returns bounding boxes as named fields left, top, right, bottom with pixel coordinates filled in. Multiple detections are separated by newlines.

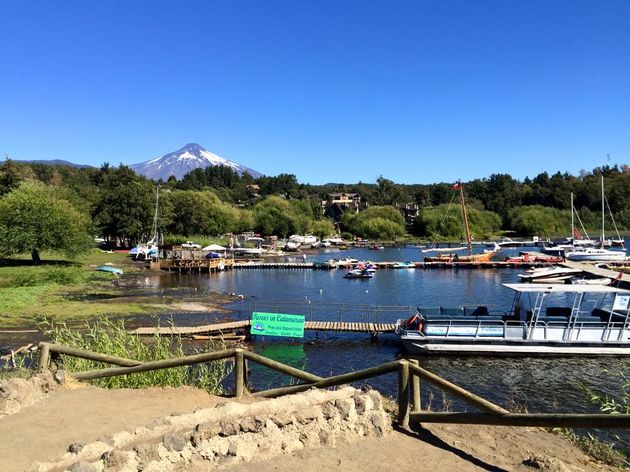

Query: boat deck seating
left=417, top=307, right=441, bottom=317
left=546, top=306, right=572, bottom=317
left=463, top=306, right=489, bottom=317
left=535, top=316, right=572, bottom=323
left=423, top=315, right=505, bottom=323
left=417, top=306, right=490, bottom=318
left=592, top=308, right=630, bottom=322
left=441, top=307, right=465, bottom=317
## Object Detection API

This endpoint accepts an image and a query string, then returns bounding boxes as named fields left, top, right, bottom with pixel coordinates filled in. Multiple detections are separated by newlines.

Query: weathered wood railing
left=37, top=342, right=630, bottom=430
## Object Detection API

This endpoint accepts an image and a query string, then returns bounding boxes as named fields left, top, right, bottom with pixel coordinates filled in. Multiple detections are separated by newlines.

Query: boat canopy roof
left=503, top=283, right=630, bottom=294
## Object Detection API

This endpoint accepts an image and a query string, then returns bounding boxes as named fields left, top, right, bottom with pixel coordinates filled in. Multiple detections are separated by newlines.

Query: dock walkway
left=231, top=261, right=553, bottom=270
left=561, top=260, right=630, bottom=286
left=131, top=320, right=397, bottom=336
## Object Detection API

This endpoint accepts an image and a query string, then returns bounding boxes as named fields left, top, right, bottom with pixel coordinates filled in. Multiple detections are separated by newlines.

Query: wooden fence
left=37, top=342, right=630, bottom=430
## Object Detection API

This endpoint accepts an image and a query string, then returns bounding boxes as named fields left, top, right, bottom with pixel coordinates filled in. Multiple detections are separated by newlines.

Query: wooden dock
left=230, top=260, right=551, bottom=270
left=561, top=260, right=630, bottom=287
left=131, top=320, right=397, bottom=336
left=152, top=257, right=556, bottom=272
left=153, top=258, right=234, bottom=272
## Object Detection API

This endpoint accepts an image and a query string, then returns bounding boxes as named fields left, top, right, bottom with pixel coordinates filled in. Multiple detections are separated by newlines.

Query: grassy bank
left=0, top=250, right=178, bottom=327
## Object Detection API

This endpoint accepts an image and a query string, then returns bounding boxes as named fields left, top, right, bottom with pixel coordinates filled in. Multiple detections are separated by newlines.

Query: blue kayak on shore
left=95, top=266, right=124, bottom=275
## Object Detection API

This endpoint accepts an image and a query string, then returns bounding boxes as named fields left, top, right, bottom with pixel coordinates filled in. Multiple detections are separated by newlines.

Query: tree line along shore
left=1, top=159, right=630, bottom=263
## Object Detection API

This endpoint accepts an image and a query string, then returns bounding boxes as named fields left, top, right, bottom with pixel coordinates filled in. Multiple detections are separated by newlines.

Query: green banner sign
left=251, top=312, right=305, bottom=338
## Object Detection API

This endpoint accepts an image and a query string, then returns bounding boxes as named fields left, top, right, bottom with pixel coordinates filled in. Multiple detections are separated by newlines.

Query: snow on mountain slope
left=130, top=143, right=263, bottom=180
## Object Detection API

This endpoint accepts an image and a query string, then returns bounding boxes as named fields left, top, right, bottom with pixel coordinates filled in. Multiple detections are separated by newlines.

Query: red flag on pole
left=452, top=181, right=461, bottom=190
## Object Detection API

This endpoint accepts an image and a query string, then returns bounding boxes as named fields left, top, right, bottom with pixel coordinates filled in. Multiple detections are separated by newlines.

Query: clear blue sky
left=1, top=1, right=628, bottom=184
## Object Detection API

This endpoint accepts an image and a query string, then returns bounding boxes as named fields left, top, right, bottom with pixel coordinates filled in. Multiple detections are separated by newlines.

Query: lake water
left=3, top=244, right=630, bottom=441
left=150, top=245, right=630, bottom=421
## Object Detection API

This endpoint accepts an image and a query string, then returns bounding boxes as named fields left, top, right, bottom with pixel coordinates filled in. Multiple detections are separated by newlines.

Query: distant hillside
left=14, top=159, right=93, bottom=169
left=130, top=143, right=263, bottom=181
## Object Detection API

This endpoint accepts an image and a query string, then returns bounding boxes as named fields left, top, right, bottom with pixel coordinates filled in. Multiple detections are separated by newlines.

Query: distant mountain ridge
left=130, top=143, right=263, bottom=181
left=14, top=159, right=93, bottom=169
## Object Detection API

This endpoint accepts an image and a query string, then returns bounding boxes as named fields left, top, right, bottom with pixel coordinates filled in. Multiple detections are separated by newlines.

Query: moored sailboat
left=566, top=176, right=626, bottom=262
left=423, top=181, right=499, bottom=263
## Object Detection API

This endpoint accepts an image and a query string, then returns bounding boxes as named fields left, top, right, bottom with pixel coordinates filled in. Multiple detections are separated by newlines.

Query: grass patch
left=42, top=318, right=231, bottom=394
left=0, top=266, right=93, bottom=288
left=0, top=250, right=151, bottom=326
left=551, top=427, right=629, bottom=468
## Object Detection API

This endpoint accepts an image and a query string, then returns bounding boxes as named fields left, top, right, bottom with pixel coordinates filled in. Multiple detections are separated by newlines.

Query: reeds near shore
left=42, top=318, right=231, bottom=394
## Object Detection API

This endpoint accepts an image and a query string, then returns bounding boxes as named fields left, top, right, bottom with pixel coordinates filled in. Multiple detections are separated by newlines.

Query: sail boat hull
left=424, top=251, right=496, bottom=263
left=422, top=182, right=499, bottom=263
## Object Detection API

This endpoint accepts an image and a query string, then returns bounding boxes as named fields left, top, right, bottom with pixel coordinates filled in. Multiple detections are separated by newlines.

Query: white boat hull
left=402, top=339, right=630, bottom=356
left=567, top=252, right=626, bottom=262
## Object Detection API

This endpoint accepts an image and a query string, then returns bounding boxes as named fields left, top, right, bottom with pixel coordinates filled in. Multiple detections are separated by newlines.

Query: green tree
left=93, top=166, right=155, bottom=245
left=165, top=189, right=240, bottom=235
left=342, top=206, right=406, bottom=239
left=310, top=219, right=335, bottom=239
left=0, top=158, right=22, bottom=197
left=507, top=206, right=570, bottom=237
left=413, top=204, right=501, bottom=239
left=252, top=196, right=312, bottom=237
left=0, top=182, right=93, bottom=263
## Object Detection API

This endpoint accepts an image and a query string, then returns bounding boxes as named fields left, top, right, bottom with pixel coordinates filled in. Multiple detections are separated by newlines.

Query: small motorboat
left=517, top=266, right=582, bottom=283
left=572, top=277, right=612, bottom=286
left=343, top=269, right=373, bottom=279
left=392, top=261, right=416, bottom=269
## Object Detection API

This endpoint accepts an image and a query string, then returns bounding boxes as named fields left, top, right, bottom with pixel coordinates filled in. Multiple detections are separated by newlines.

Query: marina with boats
left=120, top=180, right=630, bottom=363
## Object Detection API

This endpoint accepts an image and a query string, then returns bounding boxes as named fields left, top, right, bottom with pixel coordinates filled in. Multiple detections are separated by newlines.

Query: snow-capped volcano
left=131, top=143, right=263, bottom=181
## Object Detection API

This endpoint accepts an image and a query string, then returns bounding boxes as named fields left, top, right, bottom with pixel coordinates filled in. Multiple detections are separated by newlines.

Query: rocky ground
left=0, top=374, right=623, bottom=472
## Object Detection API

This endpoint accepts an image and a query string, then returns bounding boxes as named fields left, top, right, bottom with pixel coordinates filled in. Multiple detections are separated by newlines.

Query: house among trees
left=322, top=192, right=366, bottom=221
left=395, top=202, right=420, bottom=225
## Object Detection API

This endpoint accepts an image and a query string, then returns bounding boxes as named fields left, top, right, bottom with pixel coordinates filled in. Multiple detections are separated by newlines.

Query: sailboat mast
left=152, top=185, right=160, bottom=243
left=601, top=174, right=605, bottom=245
left=459, top=183, right=473, bottom=255
left=570, top=192, right=574, bottom=241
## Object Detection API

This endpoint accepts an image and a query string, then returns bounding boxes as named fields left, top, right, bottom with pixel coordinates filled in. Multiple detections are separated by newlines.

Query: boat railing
left=235, top=301, right=417, bottom=325
left=423, top=319, right=524, bottom=339
left=423, top=317, right=630, bottom=340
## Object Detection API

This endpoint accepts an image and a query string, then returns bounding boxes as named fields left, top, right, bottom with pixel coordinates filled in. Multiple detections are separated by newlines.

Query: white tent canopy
left=202, top=244, right=227, bottom=251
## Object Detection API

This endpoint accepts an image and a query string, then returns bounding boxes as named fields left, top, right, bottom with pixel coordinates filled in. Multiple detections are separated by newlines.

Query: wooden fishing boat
left=423, top=182, right=500, bottom=263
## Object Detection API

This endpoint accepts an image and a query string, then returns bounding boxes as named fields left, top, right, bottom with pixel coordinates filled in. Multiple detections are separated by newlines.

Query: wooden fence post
left=235, top=350, right=245, bottom=398
left=38, top=343, right=50, bottom=372
left=398, top=360, right=410, bottom=428
left=409, top=359, right=421, bottom=413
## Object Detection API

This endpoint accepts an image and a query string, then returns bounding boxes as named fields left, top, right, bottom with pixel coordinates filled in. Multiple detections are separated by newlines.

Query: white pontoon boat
left=397, top=283, right=630, bottom=355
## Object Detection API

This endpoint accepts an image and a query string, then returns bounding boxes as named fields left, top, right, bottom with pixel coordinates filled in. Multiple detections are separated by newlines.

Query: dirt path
left=0, top=385, right=219, bottom=471
left=0, top=384, right=620, bottom=472
left=231, top=423, right=617, bottom=472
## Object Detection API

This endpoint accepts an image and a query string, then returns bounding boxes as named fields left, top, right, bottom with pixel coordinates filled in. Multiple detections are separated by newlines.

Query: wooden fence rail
left=36, top=342, right=630, bottom=430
